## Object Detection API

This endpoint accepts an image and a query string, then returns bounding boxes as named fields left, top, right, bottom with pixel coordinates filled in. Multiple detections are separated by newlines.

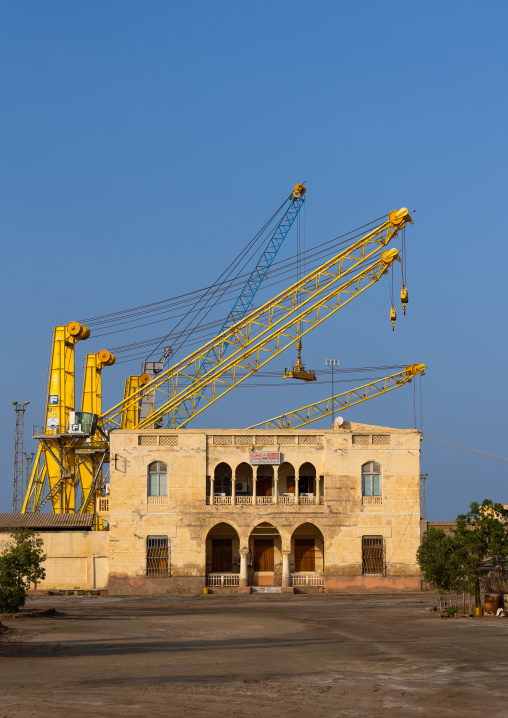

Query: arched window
left=299, top=462, right=316, bottom=495
left=148, top=461, right=168, bottom=497
left=214, top=462, right=232, bottom=496
left=362, top=461, right=381, bottom=497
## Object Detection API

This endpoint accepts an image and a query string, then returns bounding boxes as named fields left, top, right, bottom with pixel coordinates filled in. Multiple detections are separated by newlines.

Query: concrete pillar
left=282, top=550, right=291, bottom=588
left=239, top=547, right=249, bottom=587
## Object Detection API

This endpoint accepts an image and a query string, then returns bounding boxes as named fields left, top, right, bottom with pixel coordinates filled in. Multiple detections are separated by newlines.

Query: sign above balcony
left=250, top=451, right=282, bottom=465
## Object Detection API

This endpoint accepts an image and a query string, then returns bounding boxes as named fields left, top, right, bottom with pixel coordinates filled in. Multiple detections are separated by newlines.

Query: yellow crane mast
left=77, top=350, right=115, bottom=518
left=248, top=364, right=426, bottom=430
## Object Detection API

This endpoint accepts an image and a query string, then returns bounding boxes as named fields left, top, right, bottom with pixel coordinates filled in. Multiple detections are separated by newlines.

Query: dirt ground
left=0, top=593, right=507, bottom=717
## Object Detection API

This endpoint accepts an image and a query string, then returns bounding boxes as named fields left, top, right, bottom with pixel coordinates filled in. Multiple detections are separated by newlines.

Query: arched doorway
left=278, top=462, right=296, bottom=503
left=298, top=462, right=317, bottom=503
left=235, top=462, right=253, bottom=503
left=249, top=522, right=281, bottom=586
left=209, top=462, right=232, bottom=504
left=291, top=523, right=324, bottom=587
left=206, top=522, right=240, bottom=587
left=256, top=465, right=274, bottom=501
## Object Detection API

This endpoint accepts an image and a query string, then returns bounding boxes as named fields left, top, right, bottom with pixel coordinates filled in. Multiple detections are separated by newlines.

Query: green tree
left=418, top=500, right=508, bottom=609
left=453, top=499, right=508, bottom=608
left=0, top=530, right=46, bottom=613
left=417, top=526, right=462, bottom=594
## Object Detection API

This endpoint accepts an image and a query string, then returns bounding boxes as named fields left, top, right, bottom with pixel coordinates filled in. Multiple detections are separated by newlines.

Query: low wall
left=0, top=531, right=110, bottom=591
left=325, top=576, right=421, bottom=592
left=108, top=575, right=205, bottom=596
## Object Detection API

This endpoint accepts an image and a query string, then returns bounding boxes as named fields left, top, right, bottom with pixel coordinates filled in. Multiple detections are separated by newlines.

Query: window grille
left=362, top=536, right=385, bottom=575
left=146, top=536, right=170, bottom=577
left=160, top=435, right=178, bottom=446
left=352, top=435, right=369, bottom=445
left=277, top=435, right=296, bottom=445
left=372, top=435, right=390, bottom=445
left=213, top=436, right=232, bottom=445
left=234, top=435, right=253, bottom=445
left=139, top=435, right=158, bottom=446
left=148, top=461, right=168, bottom=496
left=298, top=435, right=320, bottom=445
left=255, top=435, right=276, bottom=445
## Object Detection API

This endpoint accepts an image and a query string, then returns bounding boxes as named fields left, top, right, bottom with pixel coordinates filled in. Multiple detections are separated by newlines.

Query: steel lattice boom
left=248, top=364, right=426, bottom=430
left=100, top=207, right=413, bottom=432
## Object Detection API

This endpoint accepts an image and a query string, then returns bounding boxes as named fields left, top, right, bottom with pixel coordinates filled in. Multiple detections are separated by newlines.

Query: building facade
left=104, top=422, right=422, bottom=594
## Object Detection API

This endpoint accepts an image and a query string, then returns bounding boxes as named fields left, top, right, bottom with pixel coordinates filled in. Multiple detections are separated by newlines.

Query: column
left=210, top=476, right=214, bottom=505
left=281, top=549, right=291, bottom=588
left=274, top=475, right=279, bottom=505
left=295, top=474, right=300, bottom=505
left=239, top=547, right=249, bottom=587
left=231, top=474, right=236, bottom=505
left=253, top=471, right=257, bottom=505
left=315, top=476, right=320, bottom=504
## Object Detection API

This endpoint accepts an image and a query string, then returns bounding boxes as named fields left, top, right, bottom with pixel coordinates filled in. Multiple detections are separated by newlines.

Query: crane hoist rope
left=248, top=364, right=426, bottom=430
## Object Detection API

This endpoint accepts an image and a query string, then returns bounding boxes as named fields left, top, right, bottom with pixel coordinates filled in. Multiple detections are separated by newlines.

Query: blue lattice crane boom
left=172, top=183, right=306, bottom=425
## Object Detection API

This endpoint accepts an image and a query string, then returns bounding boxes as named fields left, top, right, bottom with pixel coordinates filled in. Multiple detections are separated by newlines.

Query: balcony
left=209, top=494, right=323, bottom=506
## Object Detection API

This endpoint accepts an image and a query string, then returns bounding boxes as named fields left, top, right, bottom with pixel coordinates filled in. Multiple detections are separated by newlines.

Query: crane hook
left=400, top=286, right=408, bottom=315
left=390, top=305, right=396, bottom=331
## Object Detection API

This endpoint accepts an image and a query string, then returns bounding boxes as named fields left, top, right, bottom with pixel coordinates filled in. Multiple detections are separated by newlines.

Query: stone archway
left=205, top=522, right=240, bottom=585
left=290, top=522, right=325, bottom=587
left=249, top=522, right=281, bottom=587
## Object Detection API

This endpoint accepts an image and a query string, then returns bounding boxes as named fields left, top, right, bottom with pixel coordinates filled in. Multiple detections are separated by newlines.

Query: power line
left=424, top=434, right=508, bottom=464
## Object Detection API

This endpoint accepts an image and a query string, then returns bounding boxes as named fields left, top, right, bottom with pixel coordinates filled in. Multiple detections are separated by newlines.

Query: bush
left=444, top=605, right=458, bottom=617
left=0, top=530, right=46, bottom=613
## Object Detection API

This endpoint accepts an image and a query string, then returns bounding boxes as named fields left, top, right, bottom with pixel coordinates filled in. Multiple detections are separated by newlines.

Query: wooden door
left=212, top=539, right=232, bottom=572
left=286, top=476, right=295, bottom=494
left=257, top=477, right=272, bottom=496
left=253, top=540, right=274, bottom=571
left=295, top=539, right=315, bottom=572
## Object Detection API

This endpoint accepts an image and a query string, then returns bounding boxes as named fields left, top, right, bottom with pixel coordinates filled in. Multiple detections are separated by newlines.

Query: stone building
left=103, top=421, right=422, bottom=594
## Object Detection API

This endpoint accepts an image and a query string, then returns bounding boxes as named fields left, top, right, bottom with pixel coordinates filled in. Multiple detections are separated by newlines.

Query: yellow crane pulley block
left=282, top=340, right=316, bottom=382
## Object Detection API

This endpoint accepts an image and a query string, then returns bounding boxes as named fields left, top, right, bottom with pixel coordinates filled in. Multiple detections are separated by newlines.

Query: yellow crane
left=100, top=207, right=413, bottom=433
left=23, top=206, right=413, bottom=515
left=248, top=364, right=426, bottom=430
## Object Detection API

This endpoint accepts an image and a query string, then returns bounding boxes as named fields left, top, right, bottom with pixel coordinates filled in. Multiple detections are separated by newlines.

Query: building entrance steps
left=250, top=586, right=281, bottom=594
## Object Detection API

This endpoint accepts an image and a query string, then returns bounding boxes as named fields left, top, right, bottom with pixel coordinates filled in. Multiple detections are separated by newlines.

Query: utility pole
left=11, top=402, right=29, bottom=512
left=324, top=359, right=339, bottom=426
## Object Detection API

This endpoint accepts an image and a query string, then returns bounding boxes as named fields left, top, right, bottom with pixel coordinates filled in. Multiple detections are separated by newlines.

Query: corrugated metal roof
left=0, top=514, right=94, bottom=530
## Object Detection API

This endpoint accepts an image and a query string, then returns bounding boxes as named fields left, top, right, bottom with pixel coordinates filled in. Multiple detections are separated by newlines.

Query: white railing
left=96, top=497, right=109, bottom=513
left=206, top=495, right=325, bottom=506
left=148, top=495, right=169, bottom=505
left=207, top=573, right=240, bottom=587
left=291, top=573, right=324, bottom=587
left=362, top=496, right=383, bottom=506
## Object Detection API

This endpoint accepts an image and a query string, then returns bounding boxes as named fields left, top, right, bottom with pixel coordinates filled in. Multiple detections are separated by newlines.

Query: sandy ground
left=0, top=593, right=507, bottom=717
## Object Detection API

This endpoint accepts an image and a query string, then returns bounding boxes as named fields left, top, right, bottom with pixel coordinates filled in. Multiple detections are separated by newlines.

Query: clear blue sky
left=1, top=1, right=507, bottom=519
